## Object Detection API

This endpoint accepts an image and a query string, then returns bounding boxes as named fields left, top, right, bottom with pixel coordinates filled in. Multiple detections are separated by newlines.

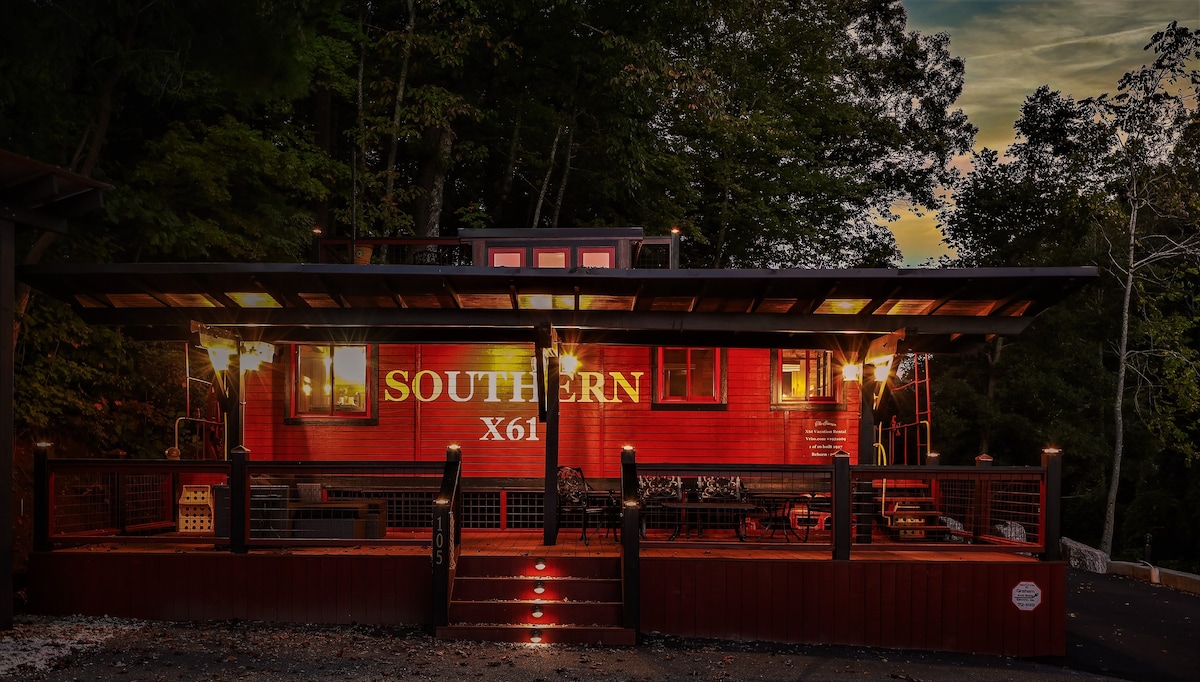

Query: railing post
left=432, top=445, right=462, bottom=629
left=1041, top=448, right=1062, bottom=561
left=925, top=451, right=941, bottom=522
left=1, top=220, right=13, bottom=631
left=229, top=446, right=248, bottom=554
left=33, top=444, right=51, bottom=553
left=969, top=453, right=993, bottom=542
left=619, top=446, right=640, bottom=631
left=833, top=451, right=851, bottom=560
left=542, top=353, right=560, bottom=546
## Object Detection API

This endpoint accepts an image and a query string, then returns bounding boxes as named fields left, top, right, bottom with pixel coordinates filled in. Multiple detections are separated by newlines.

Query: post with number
left=432, top=445, right=462, bottom=628
left=620, top=445, right=641, bottom=631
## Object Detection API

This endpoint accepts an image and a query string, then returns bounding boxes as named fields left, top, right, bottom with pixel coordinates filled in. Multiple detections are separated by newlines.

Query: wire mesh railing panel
left=52, top=474, right=118, bottom=535
left=461, top=491, right=501, bottom=529
left=850, top=467, right=1046, bottom=551
left=634, top=243, right=672, bottom=269
left=122, top=475, right=174, bottom=530
left=245, top=465, right=444, bottom=541
left=634, top=464, right=835, bottom=545
left=505, top=491, right=544, bottom=529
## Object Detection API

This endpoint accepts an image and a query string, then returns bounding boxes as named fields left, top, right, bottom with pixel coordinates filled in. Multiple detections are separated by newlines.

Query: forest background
left=1, top=0, right=1197, bottom=572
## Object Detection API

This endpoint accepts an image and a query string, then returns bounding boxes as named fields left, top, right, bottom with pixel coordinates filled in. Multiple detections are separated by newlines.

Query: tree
left=1085, top=23, right=1200, bottom=555
left=937, top=24, right=1200, bottom=566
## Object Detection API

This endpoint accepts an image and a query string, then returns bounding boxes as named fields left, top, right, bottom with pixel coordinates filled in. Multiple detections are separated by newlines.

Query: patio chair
left=636, top=475, right=683, bottom=538
left=557, top=466, right=607, bottom=545
left=696, top=476, right=748, bottom=538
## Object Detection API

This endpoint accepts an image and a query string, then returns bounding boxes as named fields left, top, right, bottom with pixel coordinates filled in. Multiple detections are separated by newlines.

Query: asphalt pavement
left=1055, top=568, right=1199, bottom=682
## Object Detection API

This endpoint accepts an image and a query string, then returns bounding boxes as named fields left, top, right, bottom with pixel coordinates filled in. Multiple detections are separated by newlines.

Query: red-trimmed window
left=489, top=248, right=525, bottom=267
left=775, top=349, right=838, bottom=405
left=578, top=247, right=615, bottom=268
left=656, top=347, right=722, bottom=404
left=533, top=247, right=570, bottom=268
left=290, top=344, right=373, bottom=420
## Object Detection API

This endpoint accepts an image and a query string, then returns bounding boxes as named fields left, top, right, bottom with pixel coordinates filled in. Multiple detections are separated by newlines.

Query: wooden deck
left=33, top=527, right=1040, bottom=562
left=27, top=530, right=1061, bottom=658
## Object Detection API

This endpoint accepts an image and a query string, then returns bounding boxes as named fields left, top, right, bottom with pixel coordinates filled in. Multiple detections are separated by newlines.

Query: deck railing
left=632, top=461, right=837, bottom=548
left=850, top=465, right=1049, bottom=553
left=313, top=235, right=676, bottom=268
left=34, top=452, right=447, bottom=550
left=34, top=449, right=1062, bottom=561
left=432, top=446, right=463, bottom=627
left=628, top=451, right=1062, bottom=560
left=315, top=237, right=471, bottom=266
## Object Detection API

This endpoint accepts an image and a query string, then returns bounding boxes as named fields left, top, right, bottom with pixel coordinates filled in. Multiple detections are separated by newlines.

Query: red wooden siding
left=639, top=557, right=1066, bottom=657
left=244, top=344, right=862, bottom=478
left=28, top=551, right=433, bottom=626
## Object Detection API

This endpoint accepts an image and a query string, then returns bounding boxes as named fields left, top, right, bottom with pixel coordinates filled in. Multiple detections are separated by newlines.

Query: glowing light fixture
left=533, top=581, right=545, bottom=595
left=841, top=363, right=863, bottom=382
left=873, top=363, right=890, bottom=383
left=534, top=558, right=547, bottom=571
left=240, top=341, right=276, bottom=372
left=199, top=331, right=238, bottom=372
left=531, top=605, right=544, bottom=619
left=197, top=325, right=274, bottom=373
left=559, top=354, right=580, bottom=377
left=529, top=629, right=542, bottom=643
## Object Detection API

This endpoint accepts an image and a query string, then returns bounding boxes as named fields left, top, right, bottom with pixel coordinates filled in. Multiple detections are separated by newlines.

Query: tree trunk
left=549, top=125, right=574, bottom=229
left=493, top=112, right=521, bottom=228
left=713, top=185, right=730, bottom=268
left=414, top=127, right=454, bottom=238
left=383, top=0, right=416, bottom=208
left=1102, top=202, right=1139, bottom=555
left=530, top=125, right=562, bottom=229
left=979, top=337, right=1004, bottom=456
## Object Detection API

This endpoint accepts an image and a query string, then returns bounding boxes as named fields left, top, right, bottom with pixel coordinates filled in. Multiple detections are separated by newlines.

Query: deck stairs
left=876, top=478, right=942, bottom=540
left=435, top=553, right=636, bottom=645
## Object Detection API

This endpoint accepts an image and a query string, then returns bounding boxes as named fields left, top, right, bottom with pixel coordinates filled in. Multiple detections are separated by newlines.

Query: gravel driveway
left=5, top=568, right=1196, bottom=682
left=0, top=615, right=1118, bottom=682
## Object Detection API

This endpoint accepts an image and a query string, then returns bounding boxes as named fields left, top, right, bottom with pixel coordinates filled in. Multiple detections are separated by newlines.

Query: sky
left=892, top=0, right=1200, bottom=265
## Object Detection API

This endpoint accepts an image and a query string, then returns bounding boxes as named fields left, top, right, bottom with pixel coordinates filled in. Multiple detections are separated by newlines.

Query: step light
left=531, top=604, right=544, bottom=619
left=533, top=580, right=546, bottom=595
left=534, top=557, right=547, bottom=571
left=529, top=628, right=543, bottom=643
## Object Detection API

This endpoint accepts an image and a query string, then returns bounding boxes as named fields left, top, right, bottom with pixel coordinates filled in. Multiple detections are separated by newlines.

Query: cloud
left=888, top=1, right=1200, bottom=262
left=906, top=0, right=1200, bottom=150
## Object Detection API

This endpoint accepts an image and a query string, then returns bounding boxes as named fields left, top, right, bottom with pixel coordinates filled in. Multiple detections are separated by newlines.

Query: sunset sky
left=892, top=0, right=1200, bottom=265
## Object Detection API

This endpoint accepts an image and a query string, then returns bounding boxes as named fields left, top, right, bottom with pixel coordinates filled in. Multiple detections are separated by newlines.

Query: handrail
left=432, top=446, right=463, bottom=628
left=619, top=446, right=640, bottom=630
left=172, top=416, right=223, bottom=457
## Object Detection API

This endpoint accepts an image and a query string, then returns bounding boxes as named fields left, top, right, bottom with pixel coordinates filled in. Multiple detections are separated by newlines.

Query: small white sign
left=1012, top=580, right=1042, bottom=611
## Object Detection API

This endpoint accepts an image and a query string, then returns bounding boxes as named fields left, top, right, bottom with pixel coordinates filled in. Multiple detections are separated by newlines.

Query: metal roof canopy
left=0, top=149, right=110, bottom=233
left=18, top=262, right=1098, bottom=354
left=2, top=149, right=110, bottom=633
